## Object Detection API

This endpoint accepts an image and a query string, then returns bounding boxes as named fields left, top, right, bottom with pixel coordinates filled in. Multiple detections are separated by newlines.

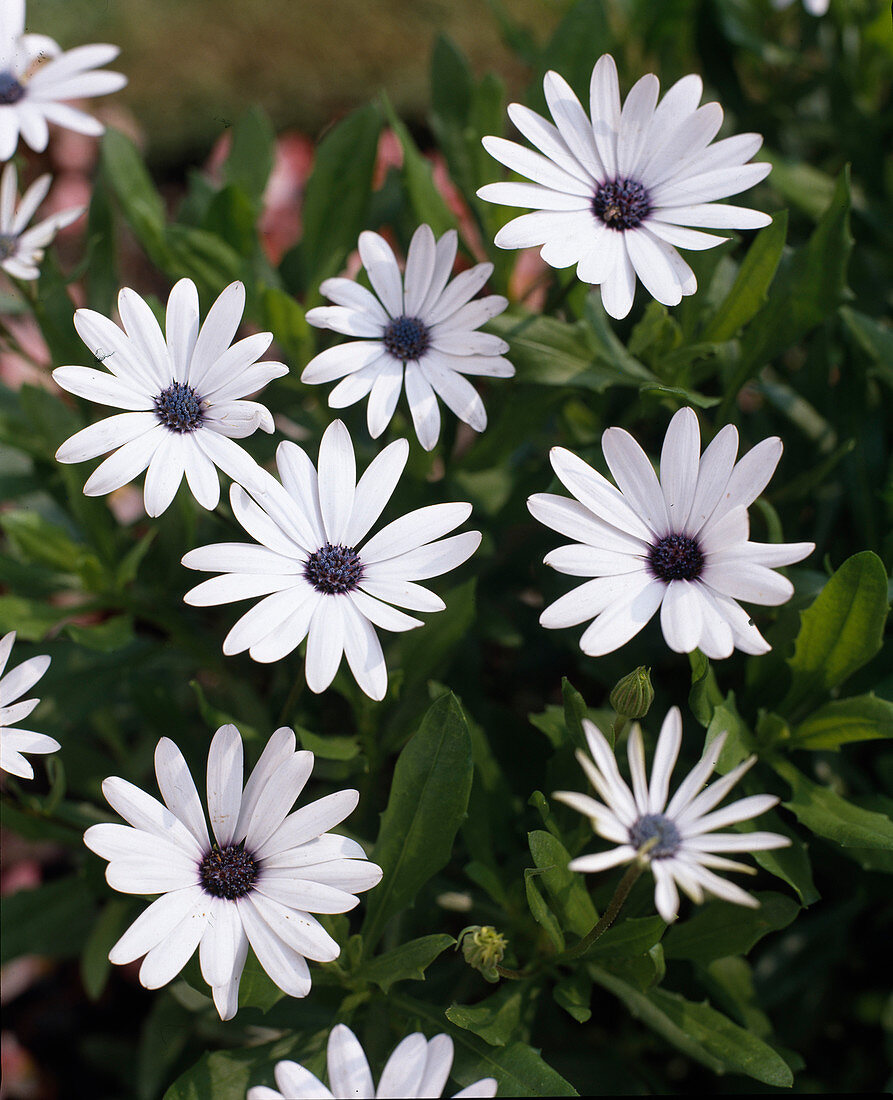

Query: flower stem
left=556, top=858, right=645, bottom=963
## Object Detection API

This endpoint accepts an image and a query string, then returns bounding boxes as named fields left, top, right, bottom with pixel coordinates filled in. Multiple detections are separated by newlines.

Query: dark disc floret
left=199, top=843, right=259, bottom=899
left=628, top=813, right=682, bottom=859
left=0, top=71, right=26, bottom=105
left=383, top=315, right=430, bottom=362
left=304, top=543, right=364, bottom=595
left=153, top=381, right=204, bottom=433
left=648, top=532, right=704, bottom=582
left=592, top=177, right=652, bottom=231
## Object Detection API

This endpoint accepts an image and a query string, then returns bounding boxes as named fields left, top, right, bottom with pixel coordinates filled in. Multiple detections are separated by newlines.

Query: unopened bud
left=458, top=925, right=508, bottom=982
left=610, top=666, right=654, bottom=720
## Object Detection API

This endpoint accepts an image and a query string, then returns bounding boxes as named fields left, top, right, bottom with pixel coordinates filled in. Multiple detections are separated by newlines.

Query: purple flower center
left=0, top=72, right=25, bottom=105
left=648, top=533, right=704, bottom=582
left=154, top=381, right=204, bottom=433
left=383, top=315, right=430, bottom=362
left=629, top=813, right=681, bottom=859
left=304, top=543, right=364, bottom=595
left=199, top=843, right=258, bottom=899
left=592, top=178, right=651, bottom=231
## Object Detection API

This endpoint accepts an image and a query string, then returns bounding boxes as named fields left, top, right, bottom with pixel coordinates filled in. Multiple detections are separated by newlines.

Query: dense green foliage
left=1, top=1, right=891, bottom=1096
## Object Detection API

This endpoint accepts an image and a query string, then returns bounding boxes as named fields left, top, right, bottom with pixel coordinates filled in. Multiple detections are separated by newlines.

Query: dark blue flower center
left=383, top=315, right=430, bottom=361
left=592, top=178, right=652, bottom=231
left=648, top=533, right=704, bottom=582
left=304, top=543, right=364, bottom=595
left=199, top=843, right=258, bottom=899
left=153, top=381, right=204, bottom=433
left=628, top=813, right=681, bottom=859
left=0, top=232, right=17, bottom=261
left=0, top=71, right=25, bottom=105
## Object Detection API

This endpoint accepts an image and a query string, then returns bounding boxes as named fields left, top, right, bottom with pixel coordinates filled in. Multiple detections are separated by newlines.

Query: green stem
left=554, top=856, right=646, bottom=965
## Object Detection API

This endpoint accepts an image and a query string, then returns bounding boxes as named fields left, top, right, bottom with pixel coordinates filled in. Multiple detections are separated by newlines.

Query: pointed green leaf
left=447, top=983, right=525, bottom=1047
left=354, top=933, right=454, bottom=993
left=701, top=213, right=787, bottom=342
left=773, top=758, right=893, bottom=850
left=362, top=693, right=473, bottom=950
left=528, top=830, right=597, bottom=937
left=789, top=694, right=893, bottom=750
left=663, top=893, right=799, bottom=964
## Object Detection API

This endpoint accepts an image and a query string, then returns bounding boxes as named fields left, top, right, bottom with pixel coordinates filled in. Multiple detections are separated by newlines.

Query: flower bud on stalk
left=458, top=925, right=508, bottom=983
left=610, top=666, right=654, bottom=739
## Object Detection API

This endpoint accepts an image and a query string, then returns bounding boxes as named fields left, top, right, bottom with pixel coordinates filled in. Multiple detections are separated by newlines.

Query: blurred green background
left=30, top=0, right=556, bottom=165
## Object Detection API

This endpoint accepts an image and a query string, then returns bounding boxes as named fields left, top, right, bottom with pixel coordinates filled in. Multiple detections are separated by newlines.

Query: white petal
left=137, top=902, right=209, bottom=989
left=327, top=1025, right=374, bottom=1100
left=205, top=724, right=243, bottom=848
left=273, top=442, right=327, bottom=550
left=601, top=427, right=670, bottom=537
left=549, top=447, right=654, bottom=542
left=188, top=281, right=246, bottom=391
left=589, top=54, right=622, bottom=174
left=357, top=577, right=444, bottom=613
left=317, top=420, right=356, bottom=545
left=652, top=203, right=771, bottom=230
left=165, top=279, right=200, bottom=383
left=648, top=707, right=682, bottom=814
left=52, top=364, right=153, bottom=411
left=616, top=73, right=659, bottom=179
left=304, top=599, right=345, bottom=694
left=142, top=433, right=186, bottom=517
left=302, top=341, right=388, bottom=385
left=569, top=847, right=635, bottom=874
left=627, top=726, right=650, bottom=814
left=341, top=597, right=388, bottom=700
left=421, top=355, right=487, bottom=432
left=365, top=358, right=404, bottom=439
left=543, top=543, right=642, bottom=578
left=348, top=589, right=422, bottom=633
left=702, top=559, right=793, bottom=606
left=345, top=439, right=408, bottom=547
left=404, top=361, right=441, bottom=451
left=659, top=580, right=703, bottom=653
left=199, top=896, right=243, bottom=988
left=248, top=587, right=321, bottom=664
left=100, top=775, right=205, bottom=857
left=305, top=306, right=385, bottom=338
left=0, top=652, right=49, bottom=703
left=539, top=572, right=650, bottom=629
left=235, top=729, right=302, bottom=842
left=403, top=223, right=437, bottom=316
left=545, top=69, right=605, bottom=181
left=527, top=492, right=647, bottom=554
left=363, top=531, right=480, bottom=581
left=117, top=287, right=172, bottom=386
left=361, top=502, right=471, bottom=564
left=482, top=135, right=594, bottom=196
left=319, top=276, right=391, bottom=323
left=507, top=101, right=597, bottom=185
left=418, top=229, right=459, bottom=318
left=256, top=789, right=360, bottom=858
left=109, top=886, right=204, bottom=965
left=241, top=750, right=315, bottom=852
left=358, top=231, right=403, bottom=317
left=236, top=898, right=317, bottom=994
left=578, top=577, right=665, bottom=655
left=377, top=1034, right=428, bottom=1100
left=154, top=738, right=211, bottom=850
left=684, top=424, right=739, bottom=537
left=651, top=862, right=680, bottom=923
left=477, top=180, right=591, bottom=212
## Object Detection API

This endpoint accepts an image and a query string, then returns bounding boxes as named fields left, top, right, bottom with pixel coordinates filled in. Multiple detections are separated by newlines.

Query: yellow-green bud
left=610, top=666, right=654, bottom=720
left=458, top=925, right=508, bottom=983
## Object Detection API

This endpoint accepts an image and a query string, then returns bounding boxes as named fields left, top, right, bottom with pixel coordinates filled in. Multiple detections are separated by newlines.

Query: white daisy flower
left=83, top=724, right=382, bottom=1021
left=302, top=225, right=513, bottom=451
left=247, top=1024, right=497, bottom=1099
left=478, top=54, right=772, bottom=319
left=555, top=707, right=790, bottom=923
left=0, top=631, right=58, bottom=780
left=772, top=0, right=830, bottom=14
left=0, top=163, right=83, bottom=281
left=0, top=0, right=127, bottom=161
left=529, top=407, right=813, bottom=659
left=52, top=279, right=288, bottom=517
left=182, top=420, right=481, bottom=700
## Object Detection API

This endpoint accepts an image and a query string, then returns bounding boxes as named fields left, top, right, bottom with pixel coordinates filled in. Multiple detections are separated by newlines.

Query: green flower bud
left=458, top=925, right=508, bottom=982
left=610, top=666, right=654, bottom=720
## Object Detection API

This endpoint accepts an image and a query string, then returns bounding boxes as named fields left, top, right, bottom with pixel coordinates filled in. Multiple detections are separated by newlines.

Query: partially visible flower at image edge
left=0, top=162, right=83, bottom=280
left=479, top=53, right=772, bottom=319
left=555, top=706, right=790, bottom=923
left=772, top=0, right=830, bottom=15
left=83, top=724, right=382, bottom=1021
left=182, top=419, right=481, bottom=700
left=247, top=1024, right=497, bottom=1099
left=53, top=278, right=288, bottom=517
left=529, top=406, right=814, bottom=658
left=0, top=0, right=127, bottom=161
left=303, top=224, right=513, bottom=451
left=0, top=631, right=57, bottom=780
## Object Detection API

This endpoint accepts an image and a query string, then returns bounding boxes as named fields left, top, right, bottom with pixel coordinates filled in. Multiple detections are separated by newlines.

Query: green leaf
left=81, top=899, right=133, bottom=1001
left=203, top=184, right=258, bottom=257
left=354, top=934, right=454, bottom=993
left=295, top=725, right=361, bottom=761
left=2, top=878, right=96, bottom=964
left=773, top=758, right=893, bottom=851
left=362, top=693, right=473, bottom=950
left=453, top=1040, right=579, bottom=1097
left=789, top=694, right=893, bottom=750
left=663, top=893, right=799, bottom=964
left=430, top=35, right=472, bottom=133
left=137, top=991, right=195, bottom=1100
left=447, top=983, right=525, bottom=1047
left=1, top=510, right=84, bottom=575
left=163, top=224, right=241, bottom=294
left=783, top=552, right=889, bottom=713
left=737, top=806, right=819, bottom=906
left=528, top=830, right=597, bottom=937
left=720, top=167, right=853, bottom=417
left=553, top=970, right=593, bottom=1023
left=237, top=949, right=284, bottom=1012
left=561, top=677, right=596, bottom=752
left=590, top=966, right=793, bottom=1086
left=261, top=286, right=313, bottom=366
left=524, top=868, right=564, bottom=951
left=841, top=306, right=893, bottom=389
left=223, top=106, right=275, bottom=206
left=66, top=615, right=136, bottom=653
left=101, top=127, right=167, bottom=257
left=704, top=695, right=754, bottom=773
left=383, top=95, right=455, bottom=236
left=164, top=1037, right=304, bottom=1100
left=701, top=213, right=788, bottom=342
left=586, top=915, right=666, bottom=959
left=300, top=103, right=382, bottom=286
left=689, top=650, right=724, bottom=727
left=0, top=593, right=75, bottom=640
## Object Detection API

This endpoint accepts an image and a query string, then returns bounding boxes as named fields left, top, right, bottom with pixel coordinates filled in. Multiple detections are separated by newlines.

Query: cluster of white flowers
left=2, top=4, right=825, bottom=1094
